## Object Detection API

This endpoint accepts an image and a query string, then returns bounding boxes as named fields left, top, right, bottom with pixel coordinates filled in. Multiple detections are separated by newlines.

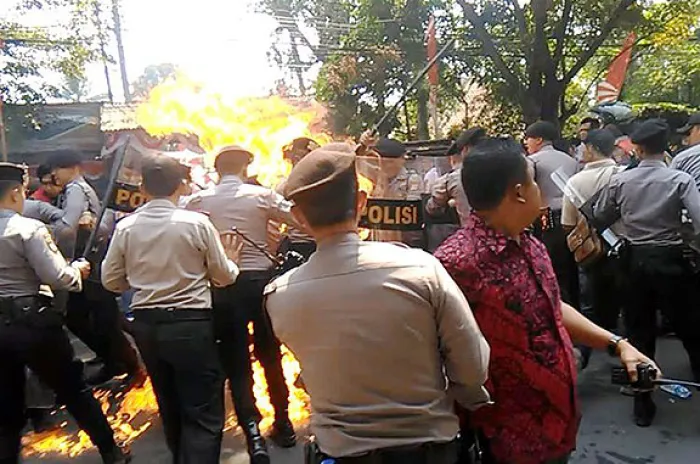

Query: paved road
left=25, top=338, right=700, bottom=464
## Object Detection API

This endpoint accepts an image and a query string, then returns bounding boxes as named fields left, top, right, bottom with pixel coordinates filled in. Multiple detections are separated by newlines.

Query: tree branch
left=553, top=0, right=574, bottom=67
left=457, top=0, right=526, bottom=95
left=563, top=0, right=635, bottom=83
left=509, top=0, right=530, bottom=60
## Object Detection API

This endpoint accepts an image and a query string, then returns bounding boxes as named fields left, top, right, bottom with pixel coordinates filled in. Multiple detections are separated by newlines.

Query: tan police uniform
left=265, top=148, right=490, bottom=461
left=0, top=163, right=126, bottom=463
left=101, top=156, right=239, bottom=463
left=183, top=147, right=298, bottom=454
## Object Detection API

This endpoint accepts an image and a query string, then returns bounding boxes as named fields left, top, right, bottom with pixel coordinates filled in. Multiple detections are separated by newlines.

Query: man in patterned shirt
left=434, top=138, right=657, bottom=464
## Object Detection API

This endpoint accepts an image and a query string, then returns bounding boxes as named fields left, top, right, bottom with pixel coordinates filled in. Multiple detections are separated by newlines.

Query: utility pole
left=112, top=0, right=131, bottom=102
left=94, top=1, right=114, bottom=103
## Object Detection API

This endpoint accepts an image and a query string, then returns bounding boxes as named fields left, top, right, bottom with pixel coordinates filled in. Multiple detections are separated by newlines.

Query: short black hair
left=525, top=121, right=559, bottom=142
left=141, top=155, right=185, bottom=197
left=585, top=129, right=616, bottom=157
left=37, top=164, right=53, bottom=179
left=462, top=138, right=529, bottom=211
left=295, top=169, right=358, bottom=228
left=580, top=117, right=601, bottom=129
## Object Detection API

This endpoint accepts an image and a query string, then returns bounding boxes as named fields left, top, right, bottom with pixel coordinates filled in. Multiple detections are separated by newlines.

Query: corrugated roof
left=100, top=104, right=141, bottom=132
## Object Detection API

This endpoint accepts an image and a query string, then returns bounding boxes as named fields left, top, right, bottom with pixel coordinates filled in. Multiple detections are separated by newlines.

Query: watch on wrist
left=607, top=335, right=626, bottom=357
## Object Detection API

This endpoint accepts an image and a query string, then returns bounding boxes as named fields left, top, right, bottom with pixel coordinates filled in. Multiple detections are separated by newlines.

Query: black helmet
left=590, top=102, right=636, bottom=126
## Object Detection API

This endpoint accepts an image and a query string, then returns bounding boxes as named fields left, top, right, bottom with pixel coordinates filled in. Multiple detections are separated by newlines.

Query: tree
left=131, top=63, right=179, bottom=100
left=1, top=0, right=103, bottom=106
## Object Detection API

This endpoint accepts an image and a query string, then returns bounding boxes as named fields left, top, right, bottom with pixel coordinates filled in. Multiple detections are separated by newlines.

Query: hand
left=618, top=340, right=662, bottom=383
left=359, top=129, right=379, bottom=148
left=78, top=212, right=96, bottom=229
left=219, top=232, right=243, bottom=264
left=448, top=199, right=457, bottom=208
left=71, top=259, right=91, bottom=280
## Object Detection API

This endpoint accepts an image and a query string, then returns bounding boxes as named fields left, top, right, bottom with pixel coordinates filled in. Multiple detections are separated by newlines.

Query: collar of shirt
left=220, top=174, right=244, bottom=185
left=0, top=209, right=16, bottom=218
left=583, top=159, right=617, bottom=171
left=465, top=213, right=526, bottom=255
left=638, top=159, right=667, bottom=169
left=316, top=232, right=360, bottom=251
left=535, top=143, right=554, bottom=154
left=142, top=198, right=178, bottom=210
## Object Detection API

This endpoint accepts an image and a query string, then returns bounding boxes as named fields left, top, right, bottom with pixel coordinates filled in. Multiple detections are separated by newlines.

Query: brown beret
left=283, top=148, right=356, bottom=200
left=214, top=144, right=254, bottom=164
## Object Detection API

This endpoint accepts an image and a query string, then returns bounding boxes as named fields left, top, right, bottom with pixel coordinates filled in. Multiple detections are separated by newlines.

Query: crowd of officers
left=0, top=106, right=699, bottom=464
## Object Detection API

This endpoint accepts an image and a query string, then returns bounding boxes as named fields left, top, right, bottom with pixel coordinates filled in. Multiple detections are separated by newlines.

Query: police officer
left=265, top=145, right=490, bottom=463
left=0, top=163, right=130, bottom=463
left=49, top=151, right=142, bottom=387
left=426, top=127, right=486, bottom=225
left=102, top=155, right=241, bottom=463
left=524, top=121, right=580, bottom=309
left=594, top=119, right=700, bottom=426
left=671, top=112, right=700, bottom=186
left=184, top=146, right=298, bottom=462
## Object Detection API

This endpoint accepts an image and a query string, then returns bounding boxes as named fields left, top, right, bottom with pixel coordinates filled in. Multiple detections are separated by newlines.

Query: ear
left=357, top=189, right=368, bottom=214
left=514, top=183, right=527, bottom=204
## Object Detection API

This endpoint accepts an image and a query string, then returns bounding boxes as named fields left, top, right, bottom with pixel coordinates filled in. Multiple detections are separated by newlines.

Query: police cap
left=49, top=150, right=83, bottom=169
left=631, top=119, right=669, bottom=147
left=525, top=121, right=559, bottom=142
left=0, top=163, right=26, bottom=184
left=283, top=148, right=356, bottom=201
left=677, top=112, right=700, bottom=135
left=214, top=145, right=254, bottom=164
left=374, top=138, right=407, bottom=159
left=446, top=127, right=487, bottom=156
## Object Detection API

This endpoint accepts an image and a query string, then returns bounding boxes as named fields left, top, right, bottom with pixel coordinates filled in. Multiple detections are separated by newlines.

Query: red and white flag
left=596, top=32, right=636, bottom=103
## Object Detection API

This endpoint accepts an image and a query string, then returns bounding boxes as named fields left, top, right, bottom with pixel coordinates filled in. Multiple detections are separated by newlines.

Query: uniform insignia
left=42, top=229, right=58, bottom=253
left=263, top=281, right=278, bottom=296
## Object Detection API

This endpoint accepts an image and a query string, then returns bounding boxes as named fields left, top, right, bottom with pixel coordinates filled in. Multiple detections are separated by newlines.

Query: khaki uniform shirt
left=530, top=145, right=579, bottom=211
left=101, top=199, right=238, bottom=310
left=425, top=169, right=470, bottom=225
left=594, top=159, right=700, bottom=246
left=184, top=175, right=297, bottom=271
left=265, top=233, right=490, bottom=457
left=671, top=143, right=700, bottom=188
left=0, top=209, right=82, bottom=297
left=54, top=176, right=102, bottom=259
left=562, top=159, right=625, bottom=235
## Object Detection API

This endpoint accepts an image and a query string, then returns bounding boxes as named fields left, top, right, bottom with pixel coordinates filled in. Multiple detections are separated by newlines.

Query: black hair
left=585, top=129, right=616, bottom=157
left=295, top=169, right=359, bottom=228
left=462, top=138, right=529, bottom=211
left=141, top=156, right=185, bottom=197
left=580, top=117, right=601, bottom=129
left=525, top=120, right=560, bottom=142
left=37, top=164, right=53, bottom=179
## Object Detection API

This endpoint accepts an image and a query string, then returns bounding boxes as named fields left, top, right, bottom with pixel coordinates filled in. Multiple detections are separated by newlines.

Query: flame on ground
left=23, top=346, right=308, bottom=458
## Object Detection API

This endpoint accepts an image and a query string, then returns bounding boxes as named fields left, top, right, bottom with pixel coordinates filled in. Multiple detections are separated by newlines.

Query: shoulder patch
left=41, top=228, right=58, bottom=253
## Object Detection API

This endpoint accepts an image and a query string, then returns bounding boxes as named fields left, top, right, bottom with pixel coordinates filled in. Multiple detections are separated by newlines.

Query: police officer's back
left=594, top=119, right=700, bottom=426
left=265, top=146, right=490, bottom=463
left=0, top=163, right=129, bottom=463
left=184, top=145, right=299, bottom=461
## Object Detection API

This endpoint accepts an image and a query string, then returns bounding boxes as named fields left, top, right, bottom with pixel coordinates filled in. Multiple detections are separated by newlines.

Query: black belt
left=132, top=308, right=212, bottom=324
left=0, top=295, right=60, bottom=328
left=306, top=439, right=459, bottom=464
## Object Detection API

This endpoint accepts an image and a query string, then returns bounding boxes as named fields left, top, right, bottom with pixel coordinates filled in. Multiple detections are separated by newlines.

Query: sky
left=4, top=0, right=286, bottom=101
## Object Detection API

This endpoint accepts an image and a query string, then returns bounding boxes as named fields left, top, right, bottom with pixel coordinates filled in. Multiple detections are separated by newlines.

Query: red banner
left=597, top=32, right=636, bottom=103
left=426, top=16, right=438, bottom=86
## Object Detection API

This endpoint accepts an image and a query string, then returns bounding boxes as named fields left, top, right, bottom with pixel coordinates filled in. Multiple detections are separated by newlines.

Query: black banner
left=359, top=199, right=424, bottom=231
left=108, top=182, right=147, bottom=213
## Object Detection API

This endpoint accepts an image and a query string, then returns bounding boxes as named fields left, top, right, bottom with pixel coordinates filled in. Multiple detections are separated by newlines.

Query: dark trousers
left=212, top=271, right=290, bottom=424
left=0, top=322, right=116, bottom=462
left=130, top=311, right=224, bottom=464
left=583, top=256, right=621, bottom=331
left=539, top=223, right=580, bottom=309
left=624, top=246, right=700, bottom=380
left=66, top=281, right=140, bottom=376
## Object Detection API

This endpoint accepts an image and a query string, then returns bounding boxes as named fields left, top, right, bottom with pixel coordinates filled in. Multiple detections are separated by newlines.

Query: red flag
left=596, top=32, right=636, bottom=103
left=426, top=15, right=438, bottom=86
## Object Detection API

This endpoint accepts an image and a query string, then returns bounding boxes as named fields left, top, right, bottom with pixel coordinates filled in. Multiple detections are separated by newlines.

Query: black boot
left=242, top=420, right=270, bottom=464
left=633, top=392, right=657, bottom=427
left=100, top=444, right=132, bottom=464
left=269, top=417, right=297, bottom=448
left=27, top=408, right=61, bottom=434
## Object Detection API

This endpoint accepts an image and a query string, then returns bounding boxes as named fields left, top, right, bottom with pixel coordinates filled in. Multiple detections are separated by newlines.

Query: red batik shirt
left=434, top=214, right=580, bottom=464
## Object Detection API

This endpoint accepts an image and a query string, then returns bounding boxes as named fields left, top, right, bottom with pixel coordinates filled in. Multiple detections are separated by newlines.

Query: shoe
left=27, top=408, right=61, bottom=434
left=633, top=392, right=657, bottom=427
left=269, top=417, right=297, bottom=448
left=242, top=420, right=270, bottom=464
left=100, top=443, right=132, bottom=463
left=85, top=364, right=115, bottom=388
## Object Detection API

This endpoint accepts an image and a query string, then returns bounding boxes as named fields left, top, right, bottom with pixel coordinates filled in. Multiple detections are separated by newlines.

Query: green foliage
left=131, top=63, right=179, bottom=100
left=1, top=0, right=103, bottom=105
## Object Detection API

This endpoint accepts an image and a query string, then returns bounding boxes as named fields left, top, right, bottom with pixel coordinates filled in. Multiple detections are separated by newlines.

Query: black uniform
left=0, top=163, right=127, bottom=463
